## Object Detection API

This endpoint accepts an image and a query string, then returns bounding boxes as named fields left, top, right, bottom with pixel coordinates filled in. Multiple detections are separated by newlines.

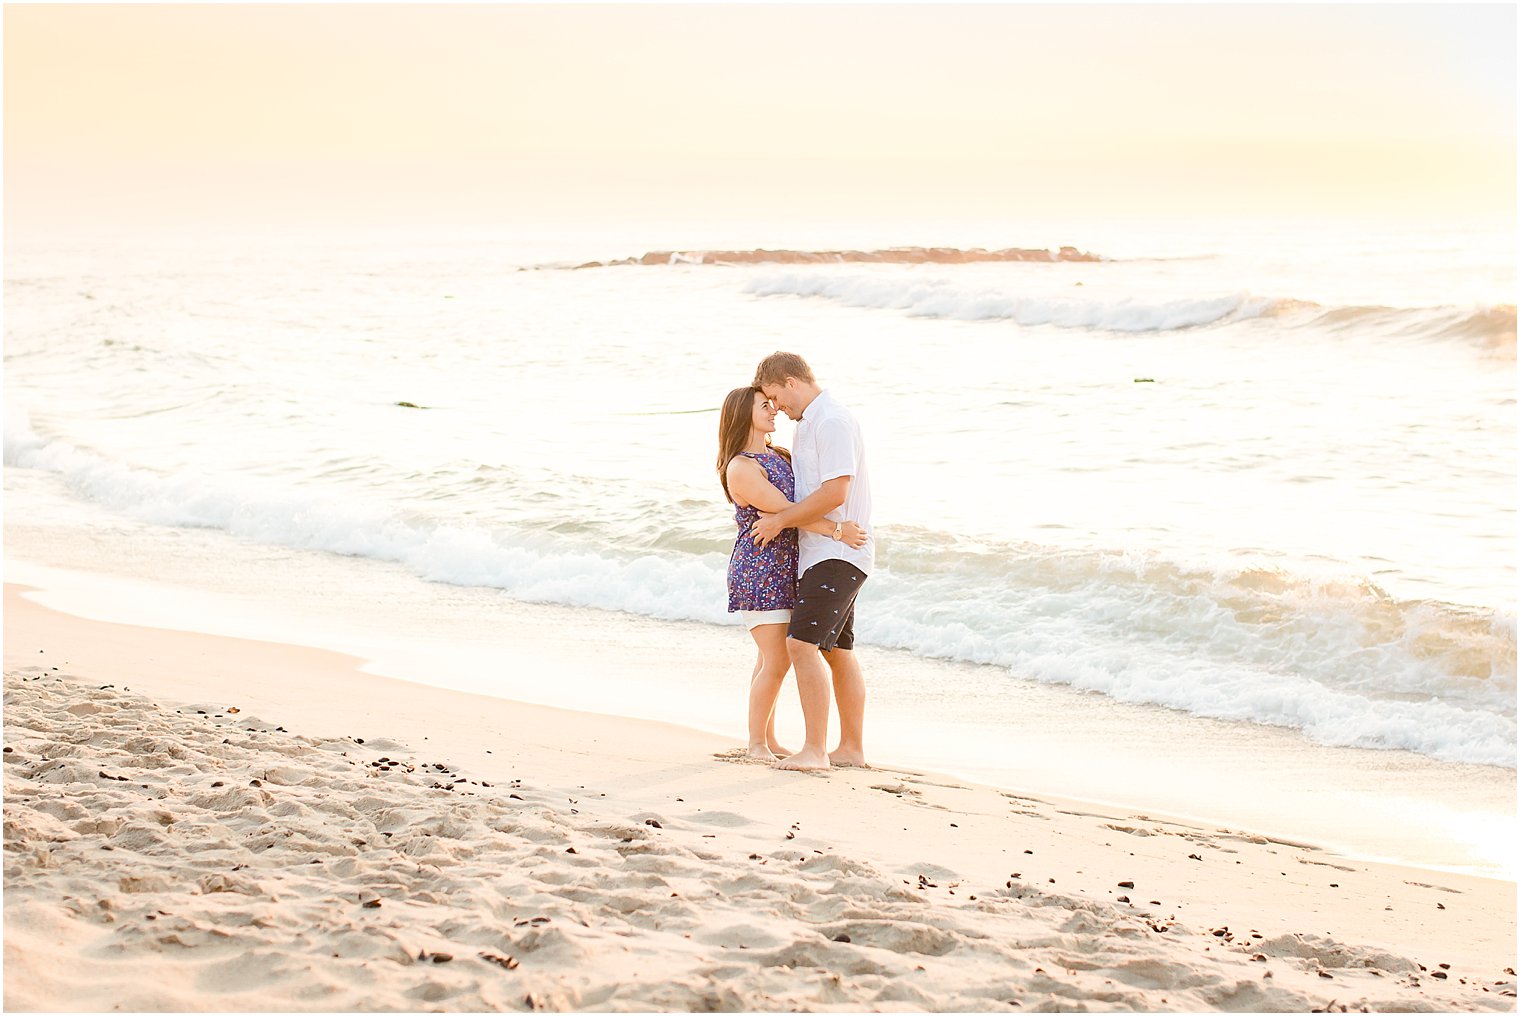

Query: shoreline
left=5, top=581, right=1517, bottom=1010
left=6, top=545, right=1515, bottom=882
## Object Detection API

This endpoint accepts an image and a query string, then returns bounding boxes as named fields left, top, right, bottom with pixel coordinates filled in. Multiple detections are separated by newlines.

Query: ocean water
left=5, top=219, right=1515, bottom=782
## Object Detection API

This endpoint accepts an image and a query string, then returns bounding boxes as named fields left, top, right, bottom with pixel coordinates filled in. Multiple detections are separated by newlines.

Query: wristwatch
left=833, top=521, right=843, bottom=541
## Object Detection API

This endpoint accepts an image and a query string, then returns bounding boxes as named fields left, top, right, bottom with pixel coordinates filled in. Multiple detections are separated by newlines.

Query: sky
left=3, top=3, right=1515, bottom=232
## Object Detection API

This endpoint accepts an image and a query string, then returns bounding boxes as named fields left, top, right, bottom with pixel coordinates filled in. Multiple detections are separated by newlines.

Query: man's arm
left=750, top=476, right=850, bottom=546
left=730, top=459, right=864, bottom=544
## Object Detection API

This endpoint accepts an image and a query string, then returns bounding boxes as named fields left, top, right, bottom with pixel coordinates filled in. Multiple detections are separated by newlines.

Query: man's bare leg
left=776, top=636, right=831, bottom=770
left=824, top=647, right=868, bottom=767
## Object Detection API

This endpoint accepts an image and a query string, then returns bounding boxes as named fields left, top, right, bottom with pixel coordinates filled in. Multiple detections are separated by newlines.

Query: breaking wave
left=744, top=272, right=1517, bottom=347
left=7, top=410, right=1514, bottom=768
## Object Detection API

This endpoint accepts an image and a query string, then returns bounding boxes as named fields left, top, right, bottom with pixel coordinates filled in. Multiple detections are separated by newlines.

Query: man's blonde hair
left=753, top=351, right=815, bottom=388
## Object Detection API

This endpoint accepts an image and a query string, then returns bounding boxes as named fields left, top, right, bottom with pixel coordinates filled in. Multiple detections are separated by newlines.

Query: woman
left=717, top=386, right=866, bottom=761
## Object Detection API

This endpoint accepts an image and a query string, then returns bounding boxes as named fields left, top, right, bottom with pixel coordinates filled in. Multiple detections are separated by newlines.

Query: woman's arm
left=725, top=457, right=792, bottom=513
left=727, top=458, right=867, bottom=549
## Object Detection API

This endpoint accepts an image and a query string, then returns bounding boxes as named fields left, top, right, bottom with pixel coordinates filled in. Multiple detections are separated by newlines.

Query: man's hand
left=749, top=512, right=787, bottom=547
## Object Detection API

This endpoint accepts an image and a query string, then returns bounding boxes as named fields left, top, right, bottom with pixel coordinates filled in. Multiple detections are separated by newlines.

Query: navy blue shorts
left=787, top=559, right=867, bottom=652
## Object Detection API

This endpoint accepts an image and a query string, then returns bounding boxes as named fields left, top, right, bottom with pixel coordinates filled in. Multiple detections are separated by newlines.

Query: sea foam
left=5, top=408, right=732, bottom=626
left=7, top=410, right=1514, bottom=768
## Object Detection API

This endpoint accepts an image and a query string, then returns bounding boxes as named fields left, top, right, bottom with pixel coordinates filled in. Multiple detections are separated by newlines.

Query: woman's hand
left=840, top=521, right=868, bottom=549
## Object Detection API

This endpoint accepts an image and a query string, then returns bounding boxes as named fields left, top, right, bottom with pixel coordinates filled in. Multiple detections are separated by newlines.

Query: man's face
left=760, top=380, right=797, bottom=419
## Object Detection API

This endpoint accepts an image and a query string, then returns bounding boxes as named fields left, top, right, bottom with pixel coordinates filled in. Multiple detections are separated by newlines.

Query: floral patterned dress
left=727, top=451, right=800, bottom=612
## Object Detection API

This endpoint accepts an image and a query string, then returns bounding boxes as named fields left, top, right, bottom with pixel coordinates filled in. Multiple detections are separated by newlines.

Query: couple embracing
left=717, top=351, right=873, bottom=772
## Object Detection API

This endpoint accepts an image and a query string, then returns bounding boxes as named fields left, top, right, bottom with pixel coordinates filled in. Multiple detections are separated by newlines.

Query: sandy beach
left=5, top=4, right=1515, bottom=1012
left=4, top=582, right=1515, bottom=1012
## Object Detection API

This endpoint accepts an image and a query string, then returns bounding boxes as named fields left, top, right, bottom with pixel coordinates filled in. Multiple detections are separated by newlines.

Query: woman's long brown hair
left=717, top=386, right=789, bottom=504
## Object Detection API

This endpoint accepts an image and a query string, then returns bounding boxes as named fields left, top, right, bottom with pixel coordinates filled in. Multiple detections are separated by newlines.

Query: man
left=749, top=351, right=873, bottom=771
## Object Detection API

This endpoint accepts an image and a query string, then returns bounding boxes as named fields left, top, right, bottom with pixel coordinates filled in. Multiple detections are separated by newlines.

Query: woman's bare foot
left=775, top=747, right=830, bottom=771
left=745, top=743, right=778, bottom=762
left=767, top=741, right=796, bottom=758
left=829, top=748, right=869, bottom=768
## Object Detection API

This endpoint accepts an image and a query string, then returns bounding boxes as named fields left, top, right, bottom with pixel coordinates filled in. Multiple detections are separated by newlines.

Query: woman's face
left=751, top=390, right=778, bottom=434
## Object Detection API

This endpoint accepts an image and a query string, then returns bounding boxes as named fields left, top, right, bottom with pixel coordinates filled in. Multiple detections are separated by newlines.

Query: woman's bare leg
left=747, top=623, right=792, bottom=760
left=763, top=700, right=791, bottom=758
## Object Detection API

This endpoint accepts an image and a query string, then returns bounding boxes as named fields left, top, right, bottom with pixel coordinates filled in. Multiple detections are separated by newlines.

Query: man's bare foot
left=829, top=748, right=869, bottom=768
left=767, top=741, right=796, bottom=758
left=745, top=744, right=778, bottom=762
left=775, top=747, right=831, bottom=771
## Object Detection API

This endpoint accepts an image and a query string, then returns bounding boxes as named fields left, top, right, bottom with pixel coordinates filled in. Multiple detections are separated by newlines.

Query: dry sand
left=4, top=584, right=1516, bottom=1012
